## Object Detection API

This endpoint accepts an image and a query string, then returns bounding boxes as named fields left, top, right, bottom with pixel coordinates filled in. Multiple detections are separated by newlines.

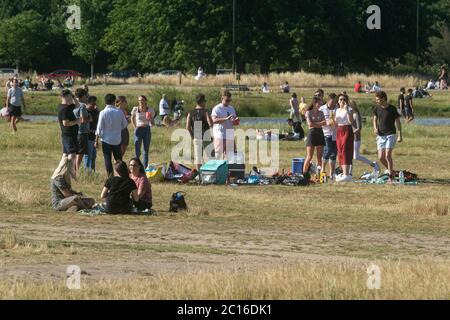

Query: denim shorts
left=323, top=136, right=337, bottom=161
left=376, top=135, right=396, bottom=150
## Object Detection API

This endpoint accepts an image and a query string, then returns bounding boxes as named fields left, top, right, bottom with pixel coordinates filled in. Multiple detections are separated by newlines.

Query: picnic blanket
left=78, top=204, right=155, bottom=216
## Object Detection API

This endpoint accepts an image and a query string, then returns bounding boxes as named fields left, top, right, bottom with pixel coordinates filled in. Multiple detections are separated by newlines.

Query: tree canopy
left=0, top=0, right=448, bottom=76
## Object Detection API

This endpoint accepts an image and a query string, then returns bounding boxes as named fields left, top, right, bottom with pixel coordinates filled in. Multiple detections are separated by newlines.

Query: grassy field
left=1, top=84, right=449, bottom=118
left=0, top=113, right=449, bottom=299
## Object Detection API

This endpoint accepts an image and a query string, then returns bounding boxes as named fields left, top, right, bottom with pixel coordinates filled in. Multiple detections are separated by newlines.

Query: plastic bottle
left=399, top=171, right=405, bottom=185
left=372, top=170, right=379, bottom=183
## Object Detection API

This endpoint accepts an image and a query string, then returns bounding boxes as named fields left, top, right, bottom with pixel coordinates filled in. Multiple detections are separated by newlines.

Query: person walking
left=186, top=93, right=213, bottom=170
left=373, top=91, right=403, bottom=182
left=303, top=96, right=326, bottom=175
left=159, top=93, right=170, bottom=126
left=6, top=79, right=26, bottom=133
left=334, top=94, right=354, bottom=182
left=95, top=94, right=128, bottom=177
left=131, top=95, right=155, bottom=169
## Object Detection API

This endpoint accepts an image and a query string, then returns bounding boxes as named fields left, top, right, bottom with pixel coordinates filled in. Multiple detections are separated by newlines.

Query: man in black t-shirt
left=58, top=90, right=81, bottom=158
left=373, top=91, right=403, bottom=181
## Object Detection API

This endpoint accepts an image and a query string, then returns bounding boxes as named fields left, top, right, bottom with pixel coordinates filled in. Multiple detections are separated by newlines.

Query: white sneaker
left=336, top=175, right=352, bottom=182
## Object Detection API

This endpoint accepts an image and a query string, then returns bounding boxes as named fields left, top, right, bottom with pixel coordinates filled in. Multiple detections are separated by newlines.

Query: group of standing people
left=302, top=90, right=402, bottom=182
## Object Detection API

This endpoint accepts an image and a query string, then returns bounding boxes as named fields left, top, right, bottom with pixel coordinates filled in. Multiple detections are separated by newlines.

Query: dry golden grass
left=0, top=182, right=42, bottom=207
left=1, top=259, right=449, bottom=299
left=406, top=199, right=450, bottom=216
left=91, top=71, right=421, bottom=89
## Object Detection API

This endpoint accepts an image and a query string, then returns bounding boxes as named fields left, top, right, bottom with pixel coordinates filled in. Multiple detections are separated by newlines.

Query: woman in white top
left=334, top=94, right=354, bottom=182
left=131, top=95, right=155, bottom=168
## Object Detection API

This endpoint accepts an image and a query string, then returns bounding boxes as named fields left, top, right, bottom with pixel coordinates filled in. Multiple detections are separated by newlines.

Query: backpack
left=169, top=192, right=187, bottom=213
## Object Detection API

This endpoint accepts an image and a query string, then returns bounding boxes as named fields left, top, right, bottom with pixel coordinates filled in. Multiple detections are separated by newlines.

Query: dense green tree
left=65, top=0, right=113, bottom=78
left=0, top=10, right=50, bottom=71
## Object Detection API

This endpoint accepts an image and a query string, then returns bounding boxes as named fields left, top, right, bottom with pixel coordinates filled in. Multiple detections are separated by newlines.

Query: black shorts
left=8, top=104, right=22, bottom=117
left=77, top=133, right=89, bottom=155
left=121, top=128, right=129, bottom=146
left=62, top=135, right=79, bottom=155
left=306, top=128, right=325, bottom=147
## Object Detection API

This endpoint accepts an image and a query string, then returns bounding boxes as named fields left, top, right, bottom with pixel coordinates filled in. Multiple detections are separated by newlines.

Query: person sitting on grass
left=51, top=155, right=95, bottom=212
left=286, top=118, right=305, bottom=140
left=261, top=82, right=270, bottom=93
left=280, top=81, right=290, bottom=93
left=129, top=158, right=152, bottom=211
left=101, top=161, right=139, bottom=214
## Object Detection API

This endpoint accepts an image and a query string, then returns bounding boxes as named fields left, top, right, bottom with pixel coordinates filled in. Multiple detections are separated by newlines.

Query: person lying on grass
left=101, top=160, right=139, bottom=214
left=51, top=155, right=95, bottom=212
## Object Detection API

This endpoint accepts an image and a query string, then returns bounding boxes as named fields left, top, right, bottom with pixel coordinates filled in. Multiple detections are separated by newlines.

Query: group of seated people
left=5, top=77, right=38, bottom=91
left=354, top=81, right=382, bottom=93
left=39, top=76, right=74, bottom=91
left=51, top=155, right=152, bottom=214
left=260, top=81, right=291, bottom=93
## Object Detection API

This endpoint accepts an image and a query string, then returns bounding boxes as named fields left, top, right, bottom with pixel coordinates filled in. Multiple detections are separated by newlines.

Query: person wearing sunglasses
left=334, top=94, right=354, bottom=182
left=211, top=90, right=239, bottom=159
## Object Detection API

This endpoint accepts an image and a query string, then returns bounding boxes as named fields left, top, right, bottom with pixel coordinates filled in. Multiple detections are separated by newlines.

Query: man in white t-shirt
left=211, top=90, right=239, bottom=159
left=319, top=93, right=338, bottom=179
left=159, top=94, right=170, bottom=118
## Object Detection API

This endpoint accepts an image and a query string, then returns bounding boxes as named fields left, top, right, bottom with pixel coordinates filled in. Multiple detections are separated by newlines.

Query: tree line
left=0, top=0, right=449, bottom=77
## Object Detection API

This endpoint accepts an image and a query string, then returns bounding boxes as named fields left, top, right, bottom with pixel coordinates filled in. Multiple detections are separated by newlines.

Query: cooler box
left=292, top=158, right=305, bottom=175
left=200, top=160, right=228, bottom=185
left=227, top=153, right=245, bottom=180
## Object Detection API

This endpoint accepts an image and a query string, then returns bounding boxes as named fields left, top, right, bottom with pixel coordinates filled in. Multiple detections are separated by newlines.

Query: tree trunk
left=15, top=61, right=19, bottom=75
left=90, top=61, right=94, bottom=80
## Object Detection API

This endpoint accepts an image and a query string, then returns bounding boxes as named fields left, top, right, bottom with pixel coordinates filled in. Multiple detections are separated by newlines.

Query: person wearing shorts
left=373, top=91, right=403, bottom=182
left=319, top=93, right=338, bottom=179
left=212, top=90, right=238, bottom=160
left=58, top=90, right=81, bottom=159
left=6, top=79, right=26, bottom=133
left=303, top=97, right=326, bottom=174
left=404, top=89, right=415, bottom=123
left=186, top=93, right=213, bottom=170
